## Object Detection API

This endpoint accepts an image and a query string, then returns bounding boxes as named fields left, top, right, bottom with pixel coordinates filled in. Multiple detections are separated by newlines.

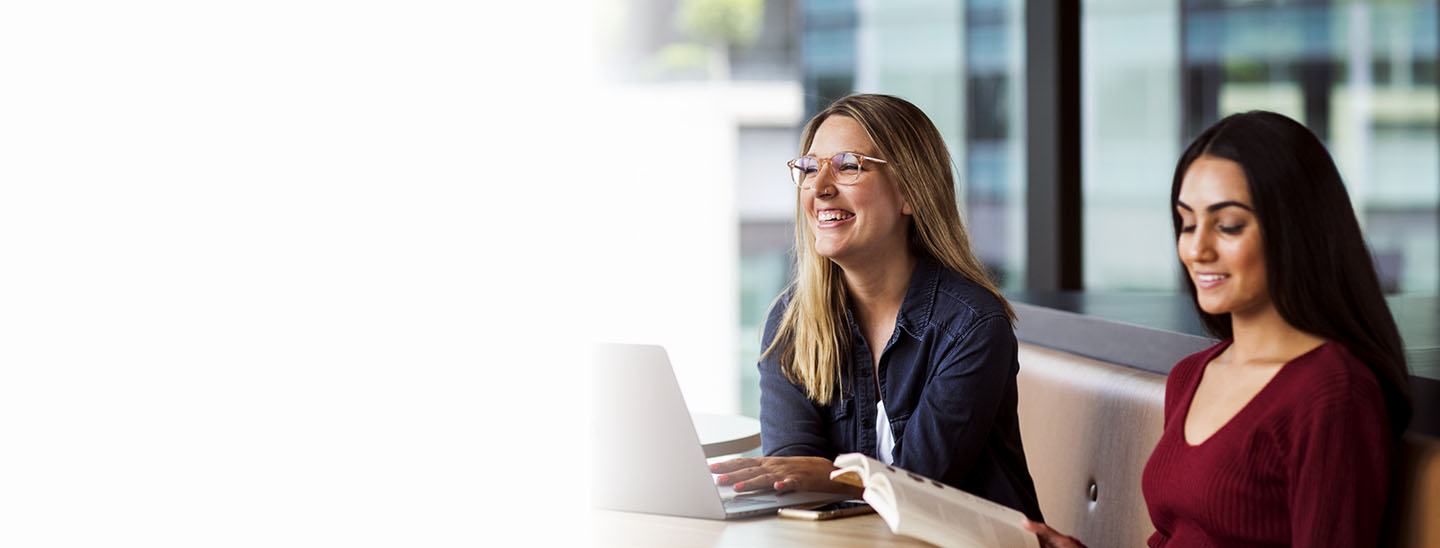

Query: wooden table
left=590, top=509, right=932, bottom=547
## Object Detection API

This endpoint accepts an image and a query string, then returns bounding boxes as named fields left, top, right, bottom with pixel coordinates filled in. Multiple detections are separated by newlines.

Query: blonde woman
left=711, top=94, right=1044, bottom=521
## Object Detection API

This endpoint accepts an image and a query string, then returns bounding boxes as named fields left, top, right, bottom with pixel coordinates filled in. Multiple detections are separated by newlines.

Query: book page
left=832, top=453, right=1038, bottom=548
left=894, top=481, right=1036, bottom=548
left=859, top=475, right=901, bottom=532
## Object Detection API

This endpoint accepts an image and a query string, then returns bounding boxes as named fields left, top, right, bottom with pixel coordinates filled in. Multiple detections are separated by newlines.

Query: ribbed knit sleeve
left=1281, top=356, right=1390, bottom=546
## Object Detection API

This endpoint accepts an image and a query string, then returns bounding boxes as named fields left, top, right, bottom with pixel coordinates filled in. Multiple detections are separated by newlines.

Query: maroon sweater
left=1141, top=341, right=1391, bottom=547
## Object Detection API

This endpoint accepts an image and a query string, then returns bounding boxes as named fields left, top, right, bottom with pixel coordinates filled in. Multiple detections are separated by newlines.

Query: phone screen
left=809, top=501, right=870, bottom=512
left=777, top=500, right=874, bottom=520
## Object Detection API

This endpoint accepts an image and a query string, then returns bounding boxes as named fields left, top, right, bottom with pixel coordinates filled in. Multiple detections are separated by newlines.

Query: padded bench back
left=1015, top=343, right=1440, bottom=547
left=1392, top=433, right=1440, bottom=547
left=1016, top=344, right=1166, bottom=547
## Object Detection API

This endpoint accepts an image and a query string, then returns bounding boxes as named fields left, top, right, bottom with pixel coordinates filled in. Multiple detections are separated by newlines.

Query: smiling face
left=801, top=115, right=912, bottom=265
left=1176, top=155, right=1270, bottom=318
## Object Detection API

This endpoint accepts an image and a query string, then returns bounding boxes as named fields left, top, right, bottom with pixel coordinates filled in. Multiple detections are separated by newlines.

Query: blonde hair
left=764, top=94, right=1014, bottom=406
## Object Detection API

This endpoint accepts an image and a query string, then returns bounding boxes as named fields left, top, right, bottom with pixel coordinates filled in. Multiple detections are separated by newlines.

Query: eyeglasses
left=786, top=152, right=888, bottom=188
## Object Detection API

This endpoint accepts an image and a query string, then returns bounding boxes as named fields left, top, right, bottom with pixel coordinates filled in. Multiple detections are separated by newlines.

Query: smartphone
left=776, top=501, right=874, bottom=520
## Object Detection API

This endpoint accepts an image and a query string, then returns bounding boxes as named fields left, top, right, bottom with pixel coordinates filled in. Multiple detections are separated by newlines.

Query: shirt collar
left=895, top=253, right=940, bottom=339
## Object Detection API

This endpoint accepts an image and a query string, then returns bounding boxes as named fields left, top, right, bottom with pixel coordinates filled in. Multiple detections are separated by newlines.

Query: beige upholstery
left=1016, top=343, right=1166, bottom=547
left=1015, top=342, right=1440, bottom=548
left=1392, top=433, right=1440, bottom=547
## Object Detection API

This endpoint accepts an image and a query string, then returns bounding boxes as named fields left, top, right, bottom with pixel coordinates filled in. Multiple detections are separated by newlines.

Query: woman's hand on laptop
left=710, top=456, right=863, bottom=497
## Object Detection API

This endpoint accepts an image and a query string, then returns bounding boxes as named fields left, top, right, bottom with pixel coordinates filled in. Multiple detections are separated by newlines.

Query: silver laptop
left=590, top=343, right=851, bottom=519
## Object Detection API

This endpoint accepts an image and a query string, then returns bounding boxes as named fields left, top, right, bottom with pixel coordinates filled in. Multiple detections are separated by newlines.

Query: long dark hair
left=1170, top=110, right=1412, bottom=436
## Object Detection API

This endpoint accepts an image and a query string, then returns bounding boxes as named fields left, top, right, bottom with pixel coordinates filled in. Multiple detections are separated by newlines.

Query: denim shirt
left=758, top=255, right=1044, bottom=521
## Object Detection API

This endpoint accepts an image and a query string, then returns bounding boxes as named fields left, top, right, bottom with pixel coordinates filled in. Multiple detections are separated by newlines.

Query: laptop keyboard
left=723, top=493, right=781, bottom=509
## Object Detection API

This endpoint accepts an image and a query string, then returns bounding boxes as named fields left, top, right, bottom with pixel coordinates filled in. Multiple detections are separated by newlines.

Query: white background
left=0, top=1, right=671, bottom=545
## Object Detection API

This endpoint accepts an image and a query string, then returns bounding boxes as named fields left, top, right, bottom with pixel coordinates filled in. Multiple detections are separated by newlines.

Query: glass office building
left=1085, top=0, right=1438, bottom=292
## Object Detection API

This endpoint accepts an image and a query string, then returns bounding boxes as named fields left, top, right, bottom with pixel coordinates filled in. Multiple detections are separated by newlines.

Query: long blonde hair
left=763, top=94, right=1014, bottom=406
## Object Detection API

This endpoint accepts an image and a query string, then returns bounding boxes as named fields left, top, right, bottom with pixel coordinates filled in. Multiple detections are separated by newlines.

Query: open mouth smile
left=816, top=208, right=855, bottom=228
left=1194, top=272, right=1230, bottom=289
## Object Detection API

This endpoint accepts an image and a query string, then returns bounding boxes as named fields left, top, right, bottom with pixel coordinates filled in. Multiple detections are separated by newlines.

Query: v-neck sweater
left=1141, top=340, right=1391, bottom=547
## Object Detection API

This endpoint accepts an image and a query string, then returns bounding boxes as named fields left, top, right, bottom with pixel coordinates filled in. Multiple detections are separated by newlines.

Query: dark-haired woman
left=1026, top=110, right=1412, bottom=547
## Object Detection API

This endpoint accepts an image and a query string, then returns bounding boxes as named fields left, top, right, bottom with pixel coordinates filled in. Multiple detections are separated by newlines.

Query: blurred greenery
left=641, top=0, right=765, bottom=80
left=643, top=42, right=711, bottom=79
left=676, top=0, right=764, bottom=48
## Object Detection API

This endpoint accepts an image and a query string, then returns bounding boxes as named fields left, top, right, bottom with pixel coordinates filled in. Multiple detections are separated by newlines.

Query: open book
left=830, top=453, right=1038, bottom=548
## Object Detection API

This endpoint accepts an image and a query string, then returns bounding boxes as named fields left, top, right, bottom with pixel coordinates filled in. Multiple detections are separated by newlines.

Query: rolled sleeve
left=757, top=299, right=833, bottom=458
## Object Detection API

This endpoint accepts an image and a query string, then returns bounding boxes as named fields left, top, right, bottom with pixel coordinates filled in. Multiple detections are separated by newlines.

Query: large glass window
left=1084, top=0, right=1439, bottom=293
left=965, top=0, right=1028, bottom=288
left=1082, top=0, right=1183, bottom=290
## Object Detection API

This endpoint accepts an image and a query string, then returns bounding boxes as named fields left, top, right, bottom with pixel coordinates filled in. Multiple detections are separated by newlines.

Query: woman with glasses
left=710, top=94, right=1045, bottom=521
left=1025, top=111, right=1412, bottom=546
